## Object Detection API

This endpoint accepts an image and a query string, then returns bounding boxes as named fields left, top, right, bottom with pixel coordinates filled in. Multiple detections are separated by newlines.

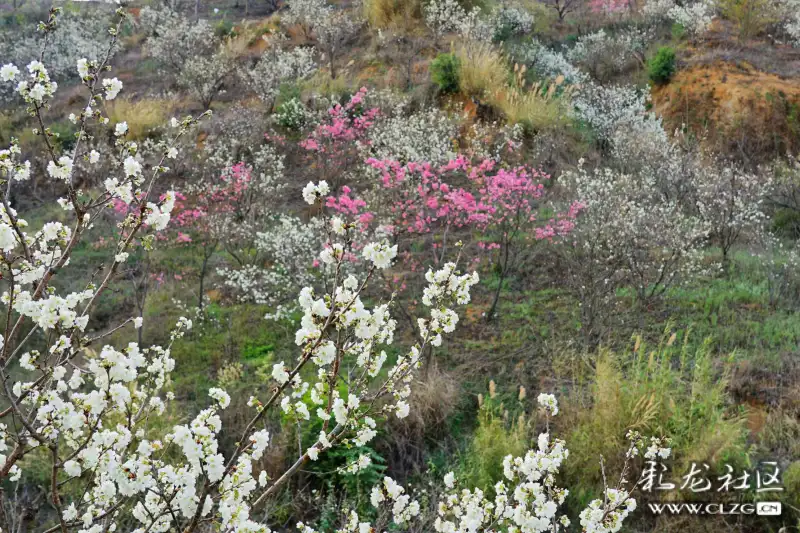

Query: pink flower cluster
left=325, top=186, right=374, bottom=227
left=535, top=201, right=585, bottom=241
left=299, top=87, right=379, bottom=154
left=366, top=156, right=551, bottom=241
left=170, top=163, right=254, bottom=244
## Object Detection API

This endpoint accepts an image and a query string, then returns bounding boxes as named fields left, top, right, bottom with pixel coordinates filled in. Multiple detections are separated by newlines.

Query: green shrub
left=214, top=18, right=236, bottom=38
left=671, top=22, right=686, bottom=39
left=458, top=383, right=528, bottom=495
left=771, top=208, right=800, bottom=238
left=49, top=120, right=78, bottom=152
left=783, top=461, right=800, bottom=506
left=562, top=331, right=748, bottom=510
left=431, top=52, right=461, bottom=94
left=648, top=46, right=676, bottom=84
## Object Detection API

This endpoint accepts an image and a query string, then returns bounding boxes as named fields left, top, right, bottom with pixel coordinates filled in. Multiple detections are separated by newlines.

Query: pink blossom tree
left=365, top=155, right=580, bottom=321
left=300, top=87, right=379, bottom=189
left=168, top=162, right=255, bottom=309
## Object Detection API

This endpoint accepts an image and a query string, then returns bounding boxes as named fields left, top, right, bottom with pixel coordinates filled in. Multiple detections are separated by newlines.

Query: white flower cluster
left=537, top=392, right=559, bottom=416
left=579, top=488, right=636, bottom=533
left=362, top=241, right=398, bottom=269
left=103, top=77, right=123, bottom=100
left=370, top=476, right=421, bottom=524
left=668, top=0, right=714, bottom=35
left=566, top=28, right=651, bottom=79
left=566, top=162, right=711, bottom=304
left=573, top=82, right=663, bottom=146
left=643, top=0, right=714, bottom=35
left=139, top=5, right=218, bottom=74
left=641, top=0, right=677, bottom=18
left=490, top=4, right=535, bottom=41
left=0, top=8, right=115, bottom=103
left=418, top=263, right=480, bottom=347
left=0, top=140, right=31, bottom=182
left=366, top=106, right=457, bottom=165
left=284, top=0, right=362, bottom=78
left=218, top=215, right=325, bottom=315
left=694, top=162, right=772, bottom=259
left=302, top=180, right=331, bottom=204
left=284, top=0, right=334, bottom=29
left=178, top=51, right=233, bottom=109
left=511, top=40, right=588, bottom=85
left=14, top=60, right=58, bottom=104
left=424, top=0, right=484, bottom=39
left=625, top=431, right=672, bottom=460
left=781, top=0, right=800, bottom=45
left=275, top=97, right=312, bottom=130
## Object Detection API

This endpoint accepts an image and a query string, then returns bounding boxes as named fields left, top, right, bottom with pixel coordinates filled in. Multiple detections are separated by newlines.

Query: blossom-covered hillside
left=0, top=0, right=799, bottom=532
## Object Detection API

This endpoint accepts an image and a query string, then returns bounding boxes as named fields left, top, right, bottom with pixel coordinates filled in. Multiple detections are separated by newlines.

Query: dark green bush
left=648, top=46, right=676, bottom=84
left=430, top=52, right=461, bottom=94
left=214, top=18, right=236, bottom=38
left=671, top=22, right=686, bottom=39
left=49, top=120, right=78, bottom=152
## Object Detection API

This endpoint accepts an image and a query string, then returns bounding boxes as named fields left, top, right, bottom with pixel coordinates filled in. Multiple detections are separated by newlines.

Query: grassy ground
left=84, top=241, right=796, bottom=529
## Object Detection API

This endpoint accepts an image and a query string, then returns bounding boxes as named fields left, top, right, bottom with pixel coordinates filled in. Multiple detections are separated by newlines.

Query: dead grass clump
left=381, top=367, right=460, bottom=474
left=363, top=0, right=424, bottom=29
left=455, top=42, right=509, bottom=98
left=301, top=70, right=351, bottom=97
left=106, top=97, right=180, bottom=140
left=488, top=66, right=572, bottom=133
left=562, top=335, right=747, bottom=495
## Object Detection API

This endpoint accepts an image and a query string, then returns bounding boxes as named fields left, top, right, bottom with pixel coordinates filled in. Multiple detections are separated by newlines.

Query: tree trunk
left=486, top=244, right=510, bottom=322
left=329, top=49, right=337, bottom=80
left=486, top=269, right=506, bottom=323
left=198, top=246, right=212, bottom=310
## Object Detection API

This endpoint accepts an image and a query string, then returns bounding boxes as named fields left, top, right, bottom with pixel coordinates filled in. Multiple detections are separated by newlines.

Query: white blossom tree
left=563, top=162, right=711, bottom=338
left=283, top=0, right=362, bottom=80
left=239, top=40, right=317, bottom=111
left=695, top=162, right=772, bottom=264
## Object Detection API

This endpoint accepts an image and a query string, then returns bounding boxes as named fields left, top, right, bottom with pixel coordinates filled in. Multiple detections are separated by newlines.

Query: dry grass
left=382, top=367, right=460, bottom=473
left=0, top=113, right=14, bottom=145
left=301, top=70, right=351, bottom=97
left=105, top=97, right=181, bottom=140
left=227, top=16, right=281, bottom=58
left=561, top=336, right=748, bottom=492
left=455, top=42, right=509, bottom=98
left=452, top=44, right=571, bottom=132
left=488, top=66, right=572, bottom=132
left=363, top=0, right=423, bottom=29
